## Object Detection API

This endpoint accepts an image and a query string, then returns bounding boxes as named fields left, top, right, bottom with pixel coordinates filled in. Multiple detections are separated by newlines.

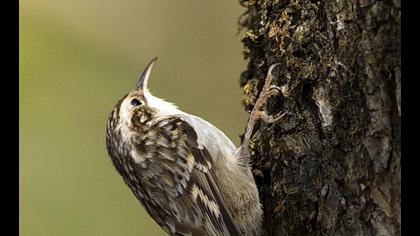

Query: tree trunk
left=238, top=0, right=400, bottom=235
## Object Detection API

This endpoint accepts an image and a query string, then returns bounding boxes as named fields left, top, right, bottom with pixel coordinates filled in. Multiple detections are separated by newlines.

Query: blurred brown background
left=20, top=0, right=247, bottom=235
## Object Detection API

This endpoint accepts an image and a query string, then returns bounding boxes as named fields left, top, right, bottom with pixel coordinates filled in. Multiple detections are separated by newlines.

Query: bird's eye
left=130, top=98, right=142, bottom=106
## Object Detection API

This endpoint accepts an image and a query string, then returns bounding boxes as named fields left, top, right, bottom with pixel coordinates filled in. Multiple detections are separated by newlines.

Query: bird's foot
left=240, top=63, right=287, bottom=156
left=249, top=63, right=286, bottom=125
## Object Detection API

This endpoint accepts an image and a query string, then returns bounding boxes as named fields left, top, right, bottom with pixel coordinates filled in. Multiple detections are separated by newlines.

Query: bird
left=105, top=57, right=285, bottom=236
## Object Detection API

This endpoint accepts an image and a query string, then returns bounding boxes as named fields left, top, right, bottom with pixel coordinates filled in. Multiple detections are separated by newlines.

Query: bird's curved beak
left=136, top=57, right=158, bottom=91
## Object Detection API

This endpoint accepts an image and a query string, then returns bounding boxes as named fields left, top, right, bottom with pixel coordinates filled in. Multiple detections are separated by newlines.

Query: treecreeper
left=106, top=58, right=285, bottom=236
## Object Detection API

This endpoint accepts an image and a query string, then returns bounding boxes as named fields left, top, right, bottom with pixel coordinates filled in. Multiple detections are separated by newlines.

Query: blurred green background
left=20, top=0, right=248, bottom=235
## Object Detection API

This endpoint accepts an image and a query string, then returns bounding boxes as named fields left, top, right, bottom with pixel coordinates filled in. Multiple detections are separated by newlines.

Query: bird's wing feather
left=135, top=117, right=241, bottom=236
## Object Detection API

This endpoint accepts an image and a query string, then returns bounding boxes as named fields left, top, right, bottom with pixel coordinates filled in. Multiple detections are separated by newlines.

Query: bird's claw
left=260, top=110, right=288, bottom=124
left=250, top=63, right=285, bottom=124
left=266, top=85, right=281, bottom=97
left=240, top=63, right=287, bottom=156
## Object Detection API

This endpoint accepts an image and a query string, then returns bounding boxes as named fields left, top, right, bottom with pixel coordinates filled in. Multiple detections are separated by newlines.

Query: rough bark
left=238, top=0, right=400, bottom=235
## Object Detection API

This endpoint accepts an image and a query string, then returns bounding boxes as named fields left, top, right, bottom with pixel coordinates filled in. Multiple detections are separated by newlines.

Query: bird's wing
left=136, top=117, right=241, bottom=236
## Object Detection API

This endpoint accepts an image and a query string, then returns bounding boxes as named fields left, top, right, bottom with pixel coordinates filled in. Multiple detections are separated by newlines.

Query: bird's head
left=107, top=57, right=181, bottom=136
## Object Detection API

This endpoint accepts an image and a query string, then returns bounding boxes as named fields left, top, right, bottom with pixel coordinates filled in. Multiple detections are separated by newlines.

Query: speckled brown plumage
left=105, top=58, right=282, bottom=236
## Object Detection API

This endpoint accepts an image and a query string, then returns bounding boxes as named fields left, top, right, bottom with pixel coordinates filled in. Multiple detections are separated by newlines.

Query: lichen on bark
left=238, top=0, right=400, bottom=235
